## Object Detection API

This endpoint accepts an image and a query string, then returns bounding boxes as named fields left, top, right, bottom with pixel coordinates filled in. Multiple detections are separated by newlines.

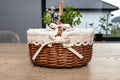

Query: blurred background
left=0, top=0, right=120, bottom=42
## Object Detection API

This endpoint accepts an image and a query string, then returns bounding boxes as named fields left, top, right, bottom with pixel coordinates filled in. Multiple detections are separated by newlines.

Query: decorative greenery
left=60, top=6, right=82, bottom=27
left=43, top=12, right=52, bottom=25
left=43, top=6, right=82, bottom=28
left=43, top=6, right=59, bottom=25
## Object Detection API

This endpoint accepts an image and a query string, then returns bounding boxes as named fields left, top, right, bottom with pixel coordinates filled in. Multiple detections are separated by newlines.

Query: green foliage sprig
left=43, top=12, right=52, bottom=25
left=60, top=6, right=82, bottom=27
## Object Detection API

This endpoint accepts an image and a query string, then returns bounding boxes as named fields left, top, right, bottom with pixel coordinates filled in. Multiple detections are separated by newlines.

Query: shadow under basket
left=28, top=43, right=93, bottom=68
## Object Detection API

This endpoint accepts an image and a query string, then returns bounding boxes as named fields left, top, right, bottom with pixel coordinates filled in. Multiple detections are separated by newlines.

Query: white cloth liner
left=27, top=28, right=94, bottom=46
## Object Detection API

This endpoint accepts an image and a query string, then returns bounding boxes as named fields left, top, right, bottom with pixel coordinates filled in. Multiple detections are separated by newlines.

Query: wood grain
left=0, top=43, right=120, bottom=80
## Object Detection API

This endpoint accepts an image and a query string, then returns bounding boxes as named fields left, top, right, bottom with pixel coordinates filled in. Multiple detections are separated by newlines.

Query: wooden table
left=0, top=43, right=120, bottom=80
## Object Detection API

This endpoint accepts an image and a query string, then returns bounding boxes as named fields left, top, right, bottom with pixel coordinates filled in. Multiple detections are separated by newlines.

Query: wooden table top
left=0, top=43, right=120, bottom=80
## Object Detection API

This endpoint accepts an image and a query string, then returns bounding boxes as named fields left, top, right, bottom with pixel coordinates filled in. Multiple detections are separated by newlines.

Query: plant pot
left=94, top=34, right=103, bottom=41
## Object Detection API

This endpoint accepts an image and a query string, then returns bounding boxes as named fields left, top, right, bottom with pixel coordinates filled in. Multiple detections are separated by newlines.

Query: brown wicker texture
left=28, top=43, right=93, bottom=68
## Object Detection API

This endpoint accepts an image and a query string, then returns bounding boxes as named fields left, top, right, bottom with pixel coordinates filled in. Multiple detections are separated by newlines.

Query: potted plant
left=89, top=16, right=113, bottom=41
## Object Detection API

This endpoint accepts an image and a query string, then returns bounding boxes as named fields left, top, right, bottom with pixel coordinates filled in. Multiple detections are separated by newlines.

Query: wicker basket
left=27, top=28, right=94, bottom=68
left=28, top=43, right=93, bottom=68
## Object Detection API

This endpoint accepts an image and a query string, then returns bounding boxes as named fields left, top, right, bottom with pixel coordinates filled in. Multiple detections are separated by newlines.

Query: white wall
left=75, top=11, right=107, bottom=28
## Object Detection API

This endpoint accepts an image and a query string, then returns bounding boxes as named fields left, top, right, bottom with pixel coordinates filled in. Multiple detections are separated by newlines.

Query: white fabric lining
left=27, top=28, right=94, bottom=46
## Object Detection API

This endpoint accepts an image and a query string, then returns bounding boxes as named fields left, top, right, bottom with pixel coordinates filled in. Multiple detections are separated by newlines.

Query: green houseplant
left=89, top=16, right=113, bottom=41
left=43, top=6, right=82, bottom=29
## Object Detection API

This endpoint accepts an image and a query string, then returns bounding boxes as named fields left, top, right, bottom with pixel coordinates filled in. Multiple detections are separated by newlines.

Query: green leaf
left=43, top=12, right=52, bottom=25
left=60, top=6, right=82, bottom=27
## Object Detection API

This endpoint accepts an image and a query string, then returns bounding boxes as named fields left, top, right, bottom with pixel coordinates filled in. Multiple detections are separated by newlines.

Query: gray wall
left=0, top=0, right=42, bottom=42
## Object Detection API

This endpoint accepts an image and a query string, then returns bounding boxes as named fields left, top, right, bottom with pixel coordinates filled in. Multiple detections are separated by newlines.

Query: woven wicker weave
left=28, top=43, right=93, bottom=68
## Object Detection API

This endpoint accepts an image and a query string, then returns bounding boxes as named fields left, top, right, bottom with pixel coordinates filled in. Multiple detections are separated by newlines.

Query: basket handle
left=56, top=0, right=63, bottom=37
left=56, top=26, right=63, bottom=36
